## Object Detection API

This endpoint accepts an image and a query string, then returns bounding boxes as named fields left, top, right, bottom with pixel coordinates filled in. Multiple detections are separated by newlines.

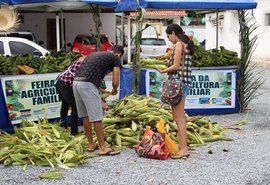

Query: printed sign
left=186, top=69, right=236, bottom=108
left=145, top=69, right=168, bottom=100
left=1, top=73, right=61, bottom=124
left=146, top=69, right=237, bottom=109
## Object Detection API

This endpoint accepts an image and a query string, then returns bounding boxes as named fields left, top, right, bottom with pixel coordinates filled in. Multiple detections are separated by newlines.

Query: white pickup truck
left=0, top=37, right=48, bottom=57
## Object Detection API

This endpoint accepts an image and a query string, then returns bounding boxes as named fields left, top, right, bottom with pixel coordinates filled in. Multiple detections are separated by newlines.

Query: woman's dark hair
left=166, top=24, right=195, bottom=55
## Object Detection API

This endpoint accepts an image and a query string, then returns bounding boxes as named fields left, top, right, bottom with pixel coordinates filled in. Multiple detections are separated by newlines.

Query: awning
left=0, top=0, right=63, bottom=5
left=115, top=0, right=257, bottom=11
left=81, top=0, right=118, bottom=7
left=129, top=10, right=187, bottom=18
left=0, top=0, right=118, bottom=8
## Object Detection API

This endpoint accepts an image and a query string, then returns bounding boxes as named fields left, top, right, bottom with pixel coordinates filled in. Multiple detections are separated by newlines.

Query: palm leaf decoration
left=89, top=4, right=101, bottom=51
left=132, top=7, right=160, bottom=94
left=0, top=5, right=20, bottom=32
left=237, top=10, right=265, bottom=112
left=132, top=8, right=145, bottom=94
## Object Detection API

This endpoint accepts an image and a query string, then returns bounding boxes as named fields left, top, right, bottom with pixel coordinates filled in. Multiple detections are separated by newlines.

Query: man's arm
left=111, top=66, right=120, bottom=95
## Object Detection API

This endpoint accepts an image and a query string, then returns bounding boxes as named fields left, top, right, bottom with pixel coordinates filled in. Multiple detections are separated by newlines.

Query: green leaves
left=0, top=119, right=90, bottom=170
left=237, top=10, right=265, bottom=112
left=234, top=111, right=249, bottom=126
left=133, top=8, right=145, bottom=94
left=0, top=49, right=81, bottom=75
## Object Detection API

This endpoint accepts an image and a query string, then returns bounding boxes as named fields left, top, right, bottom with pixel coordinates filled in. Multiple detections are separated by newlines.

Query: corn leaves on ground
left=38, top=170, right=64, bottom=179
left=0, top=94, right=233, bottom=179
left=0, top=118, right=95, bottom=171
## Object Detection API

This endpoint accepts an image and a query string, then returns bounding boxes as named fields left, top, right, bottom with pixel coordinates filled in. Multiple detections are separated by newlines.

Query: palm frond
left=237, top=10, right=265, bottom=112
left=132, top=8, right=145, bottom=94
left=0, top=5, right=20, bottom=32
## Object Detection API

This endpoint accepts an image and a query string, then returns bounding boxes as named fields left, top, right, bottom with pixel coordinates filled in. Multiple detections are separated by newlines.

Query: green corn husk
left=38, top=170, right=64, bottom=179
left=0, top=118, right=90, bottom=170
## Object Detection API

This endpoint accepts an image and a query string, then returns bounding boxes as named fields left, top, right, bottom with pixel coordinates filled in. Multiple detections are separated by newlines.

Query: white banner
left=145, top=68, right=237, bottom=109
left=1, top=73, right=61, bottom=124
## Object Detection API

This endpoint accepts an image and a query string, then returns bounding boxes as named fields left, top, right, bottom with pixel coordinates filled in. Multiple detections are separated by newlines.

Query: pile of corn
left=140, top=58, right=168, bottom=70
left=0, top=118, right=93, bottom=169
left=155, top=51, right=172, bottom=60
left=102, top=94, right=232, bottom=148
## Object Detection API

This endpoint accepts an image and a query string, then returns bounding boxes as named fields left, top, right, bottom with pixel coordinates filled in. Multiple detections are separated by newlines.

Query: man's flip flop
left=98, top=150, right=120, bottom=156
left=87, top=145, right=99, bottom=152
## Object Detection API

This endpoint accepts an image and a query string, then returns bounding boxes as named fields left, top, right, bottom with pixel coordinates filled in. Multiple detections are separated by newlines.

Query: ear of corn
left=144, top=64, right=168, bottom=70
left=131, top=121, right=138, bottom=132
left=140, top=58, right=168, bottom=70
left=141, top=58, right=166, bottom=65
left=115, top=132, right=122, bottom=147
left=101, top=91, right=112, bottom=99
left=51, top=125, right=60, bottom=139
left=121, top=136, right=139, bottom=144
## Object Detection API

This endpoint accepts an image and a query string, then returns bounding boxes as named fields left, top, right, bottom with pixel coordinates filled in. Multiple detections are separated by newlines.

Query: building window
left=266, top=13, right=270, bottom=26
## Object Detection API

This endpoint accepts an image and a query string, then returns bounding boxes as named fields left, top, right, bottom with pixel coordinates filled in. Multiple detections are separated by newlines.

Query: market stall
left=117, top=0, right=256, bottom=115
left=0, top=0, right=118, bottom=132
left=120, top=65, right=239, bottom=115
left=0, top=2, right=261, bottom=177
left=0, top=0, right=257, bottom=132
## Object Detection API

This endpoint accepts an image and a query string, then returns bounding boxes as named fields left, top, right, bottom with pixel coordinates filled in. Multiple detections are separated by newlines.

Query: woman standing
left=55, top=55, right=86, bottom=136
left=157, top=23, right=194, bottom=159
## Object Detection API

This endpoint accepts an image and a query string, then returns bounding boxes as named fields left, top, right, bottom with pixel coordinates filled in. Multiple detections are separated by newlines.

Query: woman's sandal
left=170, top=154, right=190, bottom=159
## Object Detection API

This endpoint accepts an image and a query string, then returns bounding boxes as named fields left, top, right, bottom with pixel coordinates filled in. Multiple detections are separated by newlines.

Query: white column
left=56, top=13, right=60, bottom=51
left=127, top=15, right=131, bottom=62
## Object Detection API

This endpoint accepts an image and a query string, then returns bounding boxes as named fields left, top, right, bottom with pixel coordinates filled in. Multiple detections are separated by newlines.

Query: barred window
left=266, top=13, right=270, bottom=26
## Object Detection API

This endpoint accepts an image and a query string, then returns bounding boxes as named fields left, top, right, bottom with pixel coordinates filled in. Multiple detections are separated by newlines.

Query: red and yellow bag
left=156, top=119, right=179, bottom=155
left=136, top=129, right=169, bottom=160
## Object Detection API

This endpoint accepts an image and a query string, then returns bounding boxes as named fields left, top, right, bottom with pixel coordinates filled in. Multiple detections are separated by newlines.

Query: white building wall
left=182, top=26, right=205, bottom=43
left=253, top=0, right=270, bottom=62
left=206, top=0, right=270, bottom=65
left=19, top=13, right=55, bottom=48
left=64, top=13, right=116, bottom=47
left=18, top=12, right=116, bottom=49
left=205, top=11, right=240, bottom=53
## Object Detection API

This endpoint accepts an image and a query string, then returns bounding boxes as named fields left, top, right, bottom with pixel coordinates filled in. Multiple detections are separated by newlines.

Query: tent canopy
left=0, top=0, right=63, bottom=5
left=1, top=0, right=257, bottom=10
left=115, top=0, right=257, bottom=11
left=0, top=0, right=118, bottom=7
left=0, top=0, right=90, bottom=12
left=81, top=0, right=118, bottom=7
left=0, top=0, right=117, bottom=11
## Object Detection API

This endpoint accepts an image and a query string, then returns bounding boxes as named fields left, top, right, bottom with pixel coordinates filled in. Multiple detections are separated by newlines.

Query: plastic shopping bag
left=156, top=119, right=179, bottom=155
left=136, top=129, right=169, bottom=160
